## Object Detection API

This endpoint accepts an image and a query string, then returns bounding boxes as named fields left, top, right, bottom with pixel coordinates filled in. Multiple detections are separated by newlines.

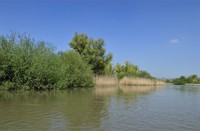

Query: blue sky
left=0, top=0, right=199, bottom=78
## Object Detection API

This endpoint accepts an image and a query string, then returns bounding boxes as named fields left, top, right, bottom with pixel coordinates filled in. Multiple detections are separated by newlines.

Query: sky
left=0, top=0, right=199, bottom=78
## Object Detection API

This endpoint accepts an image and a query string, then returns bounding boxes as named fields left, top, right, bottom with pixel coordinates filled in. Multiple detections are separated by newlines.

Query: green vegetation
left=166, top=74, right=200, bottom=85
left=0, top=32, right=158, bottom=90
left=0, top=33, right=94, bottom=90
left=114, top=61, right=154, bottom=79
left=69, top=32, right=113, bottom=75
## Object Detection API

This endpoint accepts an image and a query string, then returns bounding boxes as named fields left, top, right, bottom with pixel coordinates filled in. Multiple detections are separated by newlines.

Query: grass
left=94, top=76, right=165, bottom=97
left=93, top=85, right=164, bottom=97
left=119, top=77, right=154, bottom=86
left=155, top=80, right=166, bottom=85
left=95, top=76, right=165, bottom=87
left=119, top=77, right=165, bottom=86
left=94, top=76, right=118, bottom=87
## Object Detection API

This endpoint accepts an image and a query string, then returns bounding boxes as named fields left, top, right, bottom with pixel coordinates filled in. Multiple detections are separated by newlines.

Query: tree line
left=166, top=75, right=200, bottom=85
left=0, top=32, right=154, bottom=90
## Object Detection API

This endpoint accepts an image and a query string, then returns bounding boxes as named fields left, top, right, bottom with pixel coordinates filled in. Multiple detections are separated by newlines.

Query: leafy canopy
left=69, top=32, right=113, bottom=75
left=114, top=61, right=153, bottom=79
left=0, top=33, right=94, bottom=90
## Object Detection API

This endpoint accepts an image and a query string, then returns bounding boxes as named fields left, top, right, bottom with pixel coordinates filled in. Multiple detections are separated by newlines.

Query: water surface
left=0, top=85, right=200, bottom=131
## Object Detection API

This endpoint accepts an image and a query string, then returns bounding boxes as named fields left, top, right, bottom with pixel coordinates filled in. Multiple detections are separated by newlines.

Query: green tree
left=173, top=76, right=187, bottom=85
left=137, top=70, right=153, bottom=79
left=69, top=32, right=113, bottom=75
left=57, top=51, right=94, bottom=88
left=0, top=34, right=16, bottom=89
left=114, top=61, right=139, bottom=79
left=114, top=61, right=154, bottom=79
left=0, top=33, right=94, bottom=90
left=105, top=63, right=114, bottom=76
left=187, top=74, right=199, bottom=83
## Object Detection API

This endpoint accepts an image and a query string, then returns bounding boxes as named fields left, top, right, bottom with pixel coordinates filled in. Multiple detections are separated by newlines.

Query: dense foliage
left=0, top=33, right=94, bottom=90
left=114, top=61, right=154, bottom=79
left=0, top=32, right=160, bottom=90
left=166, top=74, right=200, bottom=85
left=69, top=32, right=113, bottom=75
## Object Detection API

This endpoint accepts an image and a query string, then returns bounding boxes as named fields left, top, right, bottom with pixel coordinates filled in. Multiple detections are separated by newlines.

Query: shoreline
left=185, top=84, right=200, bottom=86
left=95, top=76, right=166, bottom=87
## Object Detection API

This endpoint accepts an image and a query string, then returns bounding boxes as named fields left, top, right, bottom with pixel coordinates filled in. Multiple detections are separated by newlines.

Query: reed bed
left=155, top=80, right=166, bottom=85
left=94, top=76, right=118, bottom=87
left=94, top=76, right=165, bottom=87
left=93, top=76, right=165, bottom=97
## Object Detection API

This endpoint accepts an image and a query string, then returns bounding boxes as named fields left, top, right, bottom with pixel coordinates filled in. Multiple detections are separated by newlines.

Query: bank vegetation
left=0, top=32, right=165, bottom=90
left=166, top=75, right=200, bottom=85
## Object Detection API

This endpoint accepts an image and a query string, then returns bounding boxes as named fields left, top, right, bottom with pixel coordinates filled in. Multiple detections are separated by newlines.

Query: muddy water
left=0, top=85, right=199, bottom=131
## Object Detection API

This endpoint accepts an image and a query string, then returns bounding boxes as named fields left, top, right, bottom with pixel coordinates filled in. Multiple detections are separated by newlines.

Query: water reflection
left=94, top=85, right=164, bottom=96
left=0, top=89, right=109, bottom=130
left=94, top=86, right=118, bottom=97
left=119, top=86, right=162, bottom=94
left=0, top=86, right=164, bottom=131
left=174, top=85, right=200, bottom=92
left=1, top=85, right=198, bottom=131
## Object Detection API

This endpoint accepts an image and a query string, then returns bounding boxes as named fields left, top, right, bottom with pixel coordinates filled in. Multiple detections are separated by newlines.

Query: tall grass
left=155, top=80, right=166, bottom=85
left=119, top=77, right=165, bottom=86
left=94, top=76, right=165, bottom=87
left=94, top=76, right=165, bottom=97
left=119, top=77, right=154, bottom=86
left=94, top=76, right=118, bottom=87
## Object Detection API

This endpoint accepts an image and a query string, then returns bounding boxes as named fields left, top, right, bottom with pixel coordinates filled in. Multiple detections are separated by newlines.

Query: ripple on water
left=0, top=86, right=200, bottom=131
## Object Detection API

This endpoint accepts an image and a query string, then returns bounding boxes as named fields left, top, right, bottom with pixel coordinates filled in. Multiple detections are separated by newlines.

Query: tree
left=114, top=61, right=139, bottom=79
left=57, top=51, right=94, bottom=88
left=187, top=74, right=199, bottom=83
left=0, top=33, right=94, bottom=90
left=69, top=32, right=113, bottom=75
left=105, top=63, right=114, bottom=76
left=114, top=61, right=154, bottom=79
left=137, top=70, right=152, bottom=78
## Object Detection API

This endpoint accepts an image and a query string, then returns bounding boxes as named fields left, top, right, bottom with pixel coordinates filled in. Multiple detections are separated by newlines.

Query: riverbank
left=185, top=83, right=200, bottom=86
left=95, top=76, right=165, bottom=87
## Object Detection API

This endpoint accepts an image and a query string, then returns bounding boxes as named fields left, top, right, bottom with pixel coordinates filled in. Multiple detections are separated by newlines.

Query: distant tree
left=173, top=76, right=186, bottom=85
left=114, top=61, right=138, bottom=79
left=115, top=61, right=138, bottom=74
left=69, top=32, right=113, bottom=75
left=114, top=61, right=154, bottom=79
left=187, top=74, right=199, bottom=84
left=137, top=70, right=153, bottom=78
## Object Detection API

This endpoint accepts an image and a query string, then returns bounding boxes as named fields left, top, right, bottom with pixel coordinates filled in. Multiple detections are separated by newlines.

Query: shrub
left=57, top=51, right=94, bottom=88
left=0, top=33, right=94, bottom=90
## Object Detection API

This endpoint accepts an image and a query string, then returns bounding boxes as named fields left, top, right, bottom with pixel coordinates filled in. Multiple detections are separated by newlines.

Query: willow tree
left=69, top=33, right=113, bottom=75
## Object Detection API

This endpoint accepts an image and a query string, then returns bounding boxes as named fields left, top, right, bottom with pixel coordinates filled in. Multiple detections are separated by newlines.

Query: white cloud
left=169, top=38, right=180, bottom=44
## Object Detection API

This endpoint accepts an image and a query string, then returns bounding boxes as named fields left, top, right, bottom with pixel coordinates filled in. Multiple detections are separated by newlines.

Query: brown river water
left=0, top=85, right=200, bottom=131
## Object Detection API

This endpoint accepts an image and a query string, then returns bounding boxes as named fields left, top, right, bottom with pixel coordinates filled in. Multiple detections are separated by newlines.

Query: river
left=0, top=85, right=200, bottom=131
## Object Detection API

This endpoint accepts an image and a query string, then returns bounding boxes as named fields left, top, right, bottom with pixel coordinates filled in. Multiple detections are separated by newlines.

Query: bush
left=0, top=33, right=94, bottom=90
left=114, top=61, right=154, bottom=79
left=173, top=79, right=186, bottom=85
left=172, top=75, right=200, bottom=85
left=57, top=51, right=94, bottom=88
